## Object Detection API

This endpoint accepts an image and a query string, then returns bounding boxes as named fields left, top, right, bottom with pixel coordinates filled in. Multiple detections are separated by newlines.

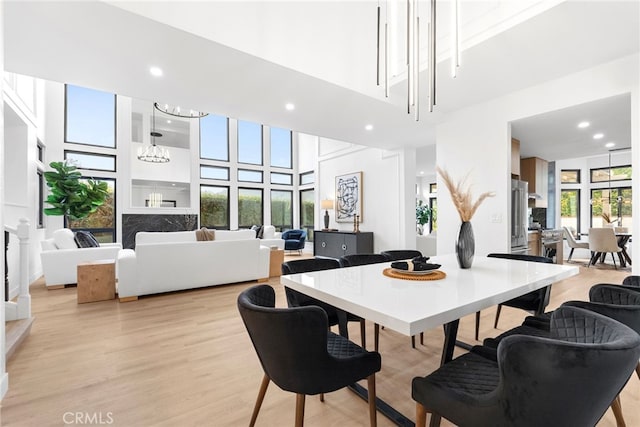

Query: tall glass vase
left=456, top=221, right=475, bottom=268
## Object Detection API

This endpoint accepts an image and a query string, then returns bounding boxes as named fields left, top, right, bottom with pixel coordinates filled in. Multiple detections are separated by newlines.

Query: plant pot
left=455, top=221, right=475, bottom=268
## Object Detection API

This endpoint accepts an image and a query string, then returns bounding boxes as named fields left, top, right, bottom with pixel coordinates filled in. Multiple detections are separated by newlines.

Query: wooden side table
left=269, top=248, right=285, bottom=277
left=77, top=260, right=116, bottom=304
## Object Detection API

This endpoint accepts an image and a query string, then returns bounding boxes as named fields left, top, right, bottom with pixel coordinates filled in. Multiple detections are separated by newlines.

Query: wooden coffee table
left=77, top=260, right=116, bottom=304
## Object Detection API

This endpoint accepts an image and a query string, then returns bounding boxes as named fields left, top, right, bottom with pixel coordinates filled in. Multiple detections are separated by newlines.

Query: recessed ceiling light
left=365, top=124, right=373, bottom=131
left=605, top=142, right=616, bottom=148
left=593, top=133, right=604, bottom=140
left=285, top=103, right=295, bottom=111
left=577, top=121, right=590, bottom=128
left=149, top=66, right=163, bottom=77
left=166, top=120, right=171, bottom=124
left=419, top=171, right=424, bottom=175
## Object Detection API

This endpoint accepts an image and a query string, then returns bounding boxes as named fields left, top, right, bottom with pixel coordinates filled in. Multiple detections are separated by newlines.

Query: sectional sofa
left=117, top=229, right=271, bottom=301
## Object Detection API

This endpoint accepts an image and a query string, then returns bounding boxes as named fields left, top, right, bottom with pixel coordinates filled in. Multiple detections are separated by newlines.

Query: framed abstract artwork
left=335, top=171, right=363, bottom=222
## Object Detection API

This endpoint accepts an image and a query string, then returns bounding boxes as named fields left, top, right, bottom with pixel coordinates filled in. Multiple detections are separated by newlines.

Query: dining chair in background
left=473, top=253, right=553, bottom=341
left=282, top=258, right=367, bottom=348
left=380, top=249, right=423, bottom=261
left=588, top=227, right=623, bottom=268
left=412, top=306, right=640, bottom=427
left=238, top=284, right=382, bottom=427
left=563, top=226, right=589, bottom=262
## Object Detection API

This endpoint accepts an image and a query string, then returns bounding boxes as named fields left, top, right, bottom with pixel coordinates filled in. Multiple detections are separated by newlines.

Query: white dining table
left=281, top=253, right=579, bottom=426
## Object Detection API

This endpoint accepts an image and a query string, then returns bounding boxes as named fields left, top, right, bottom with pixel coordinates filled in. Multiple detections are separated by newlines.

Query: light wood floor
left=1, top=260, right=638, bottom=427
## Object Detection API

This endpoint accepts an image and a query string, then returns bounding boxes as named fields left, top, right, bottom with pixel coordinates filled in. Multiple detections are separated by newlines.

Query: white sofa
left=260, top=225, right=284, bottom=249
left=117, top=229, right=270, bottom=300
left=40, top=229, right=122, bottom=288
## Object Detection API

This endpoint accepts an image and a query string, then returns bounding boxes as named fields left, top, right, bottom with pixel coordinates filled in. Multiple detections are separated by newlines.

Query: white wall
left=318, top=138, right=415, bottom=252
left=0, top=0, right=7, bottom=399
left=436, top=54, right=639, bottom=269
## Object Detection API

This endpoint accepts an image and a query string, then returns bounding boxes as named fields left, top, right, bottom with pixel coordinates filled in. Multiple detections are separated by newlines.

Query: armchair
left=282, top=229, right=307, bottom=254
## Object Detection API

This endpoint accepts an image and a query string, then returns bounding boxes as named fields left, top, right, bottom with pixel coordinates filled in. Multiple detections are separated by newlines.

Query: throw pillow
left=52, top=228, right=77, bottom=250
left=250, top=225, right=264, bottom=239
left=74, top=231, right=100, bottom=248
left=257, top=226, right=264, bottom=239
left=195, top=227, right=216, bottom=241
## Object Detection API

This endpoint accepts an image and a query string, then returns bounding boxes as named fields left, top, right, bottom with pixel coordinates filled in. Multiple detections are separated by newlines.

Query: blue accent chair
left=282, top=229, right=307, bottom=254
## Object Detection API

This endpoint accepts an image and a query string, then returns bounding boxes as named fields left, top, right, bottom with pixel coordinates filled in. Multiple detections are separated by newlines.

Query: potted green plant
left=416, top=200, right=431, bottom=235
left=44, top=161, right=109, bottom=222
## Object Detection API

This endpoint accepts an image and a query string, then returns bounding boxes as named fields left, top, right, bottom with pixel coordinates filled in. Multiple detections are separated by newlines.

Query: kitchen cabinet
left=314, top=231, right=374, bottom=259
left=511, top=138, right=521, bottom=177
left=520, top=157, right=548, bottom=208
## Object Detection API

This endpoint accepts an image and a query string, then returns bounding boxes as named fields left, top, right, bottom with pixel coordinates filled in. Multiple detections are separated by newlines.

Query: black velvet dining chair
left=474, top=253, right=553, bottom=341
left=622, top=275, right=640, bottom=287
left=412, top=306, right=640, bottom=427
left=339, top=253, right=390, bottom=268
left=238, top=284, right=382, bottom=427
left=282, top=258, right=367, bottom=348
left=480, top=284, right=640, bottom=427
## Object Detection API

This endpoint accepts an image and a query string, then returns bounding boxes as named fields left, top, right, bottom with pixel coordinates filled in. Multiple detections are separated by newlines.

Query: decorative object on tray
left=335, top=171, right=363, bottom=223
left=437, top=166, right=495, bottom=269
left=383, top=268, right=446, bottom=281
left=390, top=256, right=440, bottom=272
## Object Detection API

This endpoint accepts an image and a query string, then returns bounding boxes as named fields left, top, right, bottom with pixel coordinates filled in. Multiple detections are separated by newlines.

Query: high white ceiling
left=4, top=1, right=639, bottom=164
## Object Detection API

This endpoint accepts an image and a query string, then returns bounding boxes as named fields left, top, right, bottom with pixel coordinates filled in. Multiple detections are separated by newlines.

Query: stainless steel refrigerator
left=511, top=179, right=528, bottom=253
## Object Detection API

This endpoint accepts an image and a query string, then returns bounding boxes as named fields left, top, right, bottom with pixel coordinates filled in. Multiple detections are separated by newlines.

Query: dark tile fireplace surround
left=122, top=214, right=198, bottom=249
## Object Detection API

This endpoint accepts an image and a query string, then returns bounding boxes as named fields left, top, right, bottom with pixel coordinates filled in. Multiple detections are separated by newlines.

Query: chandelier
left=137, top=105, right=170, bottom=163
left=154, top=102, right=208, bottom=118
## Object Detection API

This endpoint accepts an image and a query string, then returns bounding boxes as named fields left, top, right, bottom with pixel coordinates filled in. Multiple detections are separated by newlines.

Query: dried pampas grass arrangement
left=436, top=166, right=495, bottom=222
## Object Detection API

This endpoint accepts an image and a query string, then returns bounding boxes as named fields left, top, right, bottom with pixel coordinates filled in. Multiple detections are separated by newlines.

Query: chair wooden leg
left=319, top=393, right=324, bottom=402
left=295, top=394, right=305, bottom=427
left=411, top=335, right=416, bottom=348
left=367, top=374, right=377, bottom=427
left=374, top=323, right=380, bottom=352
left=416, top=402, right=427, bottom=427
left=610, top=394, right=626, bottom=427
left=612, top=253, right=618, bottom=269
left=420, top=332, right=424, bottom=345
left=249, top=374, right=271, bottom=427
left=494, top=305, right=502, bottom=329
left=568, top=247, right=575, bottom=261
left=475, top=311, right=480, bottom=341
left=360, top=319, right=367, bottom=349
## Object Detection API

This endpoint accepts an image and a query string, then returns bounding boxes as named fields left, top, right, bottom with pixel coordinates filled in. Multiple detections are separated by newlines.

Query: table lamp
left=321, top=199, right=333, bottom=230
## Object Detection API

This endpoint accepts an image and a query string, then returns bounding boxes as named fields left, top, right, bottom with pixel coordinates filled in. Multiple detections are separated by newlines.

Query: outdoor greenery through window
left=561, top=169, right=580, bottom=184
left=68, top=178, right=116, bottom=243
left=65, top=85, right=116, bottom=147
left=590, top=165, right=632, bottom=183
left=270, top=127, right=292, bottom=168
left=237, top=120, right=262, bottom=165
left=590, top=187, right=632, bottom=230
left=271, top=190, right=293, bottom=231
left=238, top=188, right=263, bottom=227
left=560, top=189, right=580, bottom=234
left=300, top=189, right=315, bottom=241
left=200, top=114, right=229, bottom=161
left=200, top=185, right=229, bottom=229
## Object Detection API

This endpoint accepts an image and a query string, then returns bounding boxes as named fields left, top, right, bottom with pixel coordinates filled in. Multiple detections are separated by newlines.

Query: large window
left=590, top=165, right=632, bottom=183
left=68, top=178, right=116, bottom=243
left=65, top=85, right=116, bottom=147
left=237, top=120, right=263, bottom=165
left=200, top=114, right=229, bottom=161
left=560, top=189, right=580, bottom=234
left=270, top=127, right=292, bottom=168
left=238, top=169, right=263, bottom=183
left=300, top=189, right=315, bottom=241
left=64, top=150, right=116, bottom=172
left=271, top=190, right=293, bottom=231
left=200, top=185, right=230, bottom=229
left=561, top=170, right=581, bottom=184
left=591, top=187, right=632, bottom=229
left=238, top=188, right=263, bottom=227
